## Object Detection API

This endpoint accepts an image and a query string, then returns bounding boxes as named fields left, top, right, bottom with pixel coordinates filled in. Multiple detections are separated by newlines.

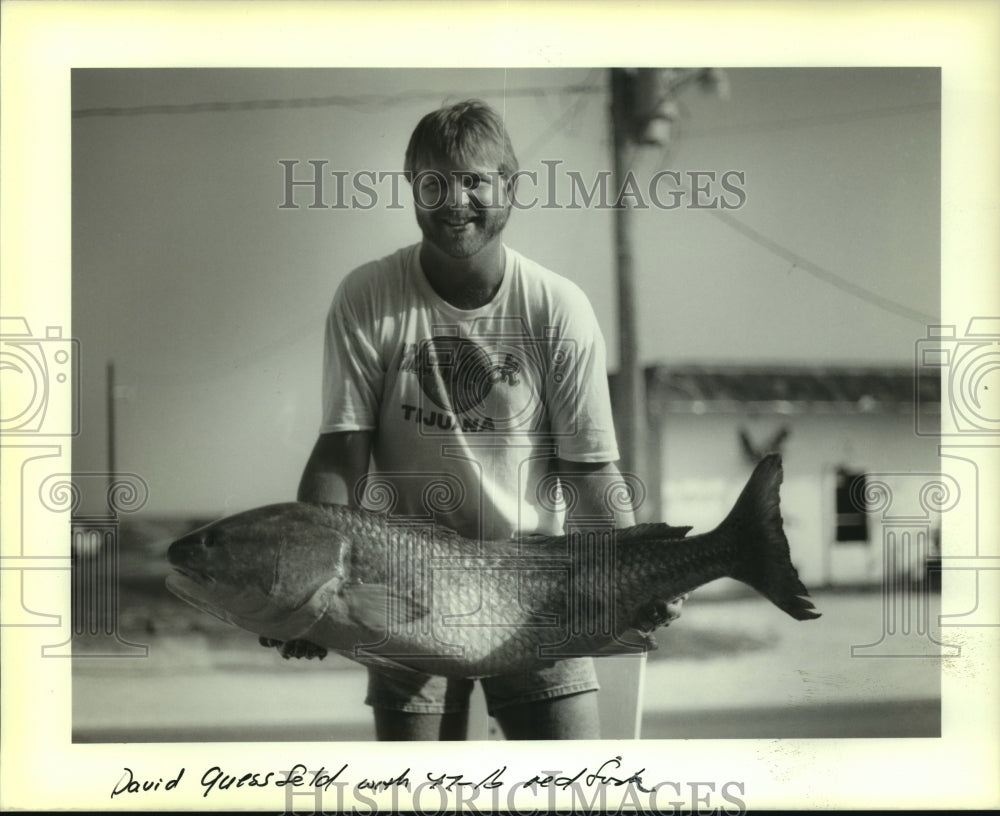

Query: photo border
left=2, top=1, right=998, bottom=811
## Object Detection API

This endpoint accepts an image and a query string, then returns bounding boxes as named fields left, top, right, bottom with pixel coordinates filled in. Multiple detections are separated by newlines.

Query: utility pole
left=608, top=68, right=728, bottom=520
left=107, top=360, right=117, bottom=498
left=603, top=67, right=730, bottom=740
left=610, top=69, right=644, bottom=501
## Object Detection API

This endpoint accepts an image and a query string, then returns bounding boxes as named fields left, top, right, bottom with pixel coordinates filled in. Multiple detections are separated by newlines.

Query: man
left=295, top=99, right=678, bottom=740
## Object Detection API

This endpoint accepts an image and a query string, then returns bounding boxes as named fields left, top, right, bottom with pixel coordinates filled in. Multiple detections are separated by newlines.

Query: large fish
left=166, top=454, right=819, bottom=678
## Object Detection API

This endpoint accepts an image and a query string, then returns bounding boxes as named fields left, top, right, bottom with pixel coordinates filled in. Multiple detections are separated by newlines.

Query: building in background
left=611, top=366, right=941, bottom=590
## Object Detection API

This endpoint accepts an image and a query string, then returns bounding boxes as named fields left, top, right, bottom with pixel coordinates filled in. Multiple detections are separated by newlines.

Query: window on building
left=835, top=468, right=869, bottom=543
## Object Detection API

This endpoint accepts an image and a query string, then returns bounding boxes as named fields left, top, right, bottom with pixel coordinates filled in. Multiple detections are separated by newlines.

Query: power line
left=708, top=209, right=938, bottom=325
left=685, top=101, right=938, bottom=138
left=73, top=77, right=938, bottom=138
left=71, top=83, right=604, bottom=120
left=644, top=95, right=939, bottom=326
left=519, top=69, right=601, bottom=159
left=76, top=74, right=938, bottom=326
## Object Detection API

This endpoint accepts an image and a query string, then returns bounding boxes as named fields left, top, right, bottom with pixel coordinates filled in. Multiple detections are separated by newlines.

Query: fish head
left=166, top=502, right=344, bottom=635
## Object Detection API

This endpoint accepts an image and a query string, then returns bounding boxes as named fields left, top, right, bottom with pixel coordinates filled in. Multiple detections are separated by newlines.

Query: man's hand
left=259, top=636, right=328, bottom=660
left=632, top=594, right=689, bottom=633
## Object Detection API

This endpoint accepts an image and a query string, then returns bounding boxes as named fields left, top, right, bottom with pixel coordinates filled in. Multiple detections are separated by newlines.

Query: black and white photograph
left=1, top=2, right=998, bottom=813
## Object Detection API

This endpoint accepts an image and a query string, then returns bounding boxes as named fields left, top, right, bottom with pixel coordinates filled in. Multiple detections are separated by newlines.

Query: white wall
left=657, top=410, right=941, bottom=589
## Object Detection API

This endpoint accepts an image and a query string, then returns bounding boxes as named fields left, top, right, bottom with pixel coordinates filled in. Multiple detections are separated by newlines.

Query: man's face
left=411, top=155, right=511, bottom=260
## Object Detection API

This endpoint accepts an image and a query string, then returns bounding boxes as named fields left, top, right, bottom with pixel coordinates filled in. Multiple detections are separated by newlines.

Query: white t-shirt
left=320, top=243, right=620, bottom=540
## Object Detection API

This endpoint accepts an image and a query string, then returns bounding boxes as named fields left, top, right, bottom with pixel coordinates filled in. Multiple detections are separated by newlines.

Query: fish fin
left=725, top=454, right=822, bottom=621
left=343, top=583, right=430, bottom=630
left=612, top=522, right=693, bottom=542
left=517, top=524, right=692, bottom=552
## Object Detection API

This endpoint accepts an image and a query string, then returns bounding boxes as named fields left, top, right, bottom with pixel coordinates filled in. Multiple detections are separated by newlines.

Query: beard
left=415, top=201, right=511, bottom=260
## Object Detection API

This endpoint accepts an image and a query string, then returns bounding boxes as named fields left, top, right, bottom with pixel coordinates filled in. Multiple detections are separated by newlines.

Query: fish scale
left=166, top=454, right=820, bottom=678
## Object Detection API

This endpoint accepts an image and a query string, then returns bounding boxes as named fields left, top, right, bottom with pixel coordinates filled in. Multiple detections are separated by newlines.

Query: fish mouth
left=165, top=571, right=283, bottom=631
left=168, top=563, right=215, bottom=588
left=165, top=570, right=212, bottom=598
left=167, top=532, right=215, bottom=587
left=165, top=571, right=234, bottom=626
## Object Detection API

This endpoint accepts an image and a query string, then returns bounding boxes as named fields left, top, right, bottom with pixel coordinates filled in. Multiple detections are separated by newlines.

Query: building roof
left=632, top=365, right=940, bottom=416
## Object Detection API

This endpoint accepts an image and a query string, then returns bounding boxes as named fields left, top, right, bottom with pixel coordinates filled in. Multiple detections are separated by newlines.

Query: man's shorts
left=365, top=657, right=599, bottom=717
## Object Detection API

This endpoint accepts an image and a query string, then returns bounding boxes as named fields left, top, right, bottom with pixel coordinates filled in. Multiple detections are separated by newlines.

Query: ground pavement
left=72, top=587, right=942, bottom=742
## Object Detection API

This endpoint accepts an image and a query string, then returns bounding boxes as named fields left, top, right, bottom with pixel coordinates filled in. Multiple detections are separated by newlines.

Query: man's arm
left=298, top=430, right=373, bottom=506
left=555, top=459, right=635, bottom=527
left=557, top=458, right=685, bottom=629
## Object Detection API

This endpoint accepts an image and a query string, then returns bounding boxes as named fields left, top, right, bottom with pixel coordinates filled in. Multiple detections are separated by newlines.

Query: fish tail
left=724, top=455, right=821, bottom=621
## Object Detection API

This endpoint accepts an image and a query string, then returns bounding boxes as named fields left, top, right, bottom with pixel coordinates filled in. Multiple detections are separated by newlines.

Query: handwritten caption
left=110, top=757, right=747, bottom=813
